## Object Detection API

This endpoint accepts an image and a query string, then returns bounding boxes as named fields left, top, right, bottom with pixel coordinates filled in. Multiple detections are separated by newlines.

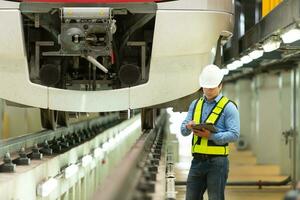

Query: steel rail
left=0, top=113, right=120, bottom=164
left=93, top=112, right=166, bottom=200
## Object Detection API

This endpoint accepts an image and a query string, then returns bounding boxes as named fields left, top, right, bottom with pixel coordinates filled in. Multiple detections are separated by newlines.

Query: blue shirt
left=180, top=93, right=240, bottom=145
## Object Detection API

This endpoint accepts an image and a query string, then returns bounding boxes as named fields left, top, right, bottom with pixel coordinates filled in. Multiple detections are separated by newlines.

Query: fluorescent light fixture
left=82, top=155, right=93, bottom=167
left=93, top=147, right=104, bottom=159
left=221, top=69, right=229, bottom=75
left=64, top=164, right=78, bottom=179
left=226, top=63, right=237, bottom=71
left=249, top=49, right=264, bottom=59
left=37, top=178, right=58, bottom=197
left=281, top=28, right=300, bottom=43
left=262, top=39, right=281, bottom=52
left=232, top=60, right=243, bottom=68
left=240, top=55, right=253, bottom=64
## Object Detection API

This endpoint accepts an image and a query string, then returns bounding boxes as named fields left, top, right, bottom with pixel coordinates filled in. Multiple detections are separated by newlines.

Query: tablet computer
left=191, top=123, right=217, bottom=133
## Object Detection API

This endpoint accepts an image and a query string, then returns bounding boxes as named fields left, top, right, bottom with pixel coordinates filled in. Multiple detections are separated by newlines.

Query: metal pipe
left=92, top=113, right=166, bottom=200
left=175, top=176, right=291, bottom=188
left=93, top=65, right=96, bottom=91
left=292, top=67, right=298, bottom=188
left=88, top=63, right=92, bottom=91
left=61, top=7, right=111, bottom=20
left=85, top=56, right=108, bottom=74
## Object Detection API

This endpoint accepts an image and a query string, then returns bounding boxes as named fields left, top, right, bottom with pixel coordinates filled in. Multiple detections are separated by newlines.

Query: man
left=181, top=64, right=240, bottom=200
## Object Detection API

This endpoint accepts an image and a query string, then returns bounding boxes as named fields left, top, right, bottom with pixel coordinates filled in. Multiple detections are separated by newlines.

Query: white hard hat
left=199, top=64, right=224, bottom=88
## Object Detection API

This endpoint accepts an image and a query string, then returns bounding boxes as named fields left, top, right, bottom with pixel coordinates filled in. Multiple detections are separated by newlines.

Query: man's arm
left=180, top=100, right=197, bottom=136
left=209, top=102, right=240, bottom=145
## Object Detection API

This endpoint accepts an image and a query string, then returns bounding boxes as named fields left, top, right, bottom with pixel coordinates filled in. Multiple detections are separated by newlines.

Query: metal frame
left=224, top=0, right=300, bottom=82
left=0, top=114, right=146, bottom=200
left=239, top=0, right=300, bottom=53
left=20, top=3, right=157, bottom=14
left=93, top=112, right=166, bottom=200
left=0, top=113, right=119, bottom=161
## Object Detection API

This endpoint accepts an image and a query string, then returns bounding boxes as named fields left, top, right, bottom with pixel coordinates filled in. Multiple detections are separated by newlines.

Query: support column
left=295, top=66, right=300, bottom=182
left=223, top=82, right=236, bottom=102
left=250, top=77, right=259, bottom=155
left=0, top=99, right=3, bottom=139
left=236, top=79, right=252, bottom=149
left=256, top=73, right=282, bottom=164
left=278, top=71, right=293, bottom=175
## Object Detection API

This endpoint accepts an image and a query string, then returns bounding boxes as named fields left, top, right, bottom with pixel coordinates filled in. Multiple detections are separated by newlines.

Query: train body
left=0, top=0, right=234, bottom=112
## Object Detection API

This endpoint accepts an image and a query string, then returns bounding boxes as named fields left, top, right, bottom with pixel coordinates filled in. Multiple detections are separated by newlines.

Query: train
left=0, top=0, right=234, bottom=128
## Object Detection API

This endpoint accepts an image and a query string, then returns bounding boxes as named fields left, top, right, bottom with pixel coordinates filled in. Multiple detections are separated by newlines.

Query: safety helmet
left=199, top=64, right=224, bottom=88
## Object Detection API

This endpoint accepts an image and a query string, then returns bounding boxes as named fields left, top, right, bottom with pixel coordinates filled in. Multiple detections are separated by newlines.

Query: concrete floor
left=175, top=145, right=291, bottom=200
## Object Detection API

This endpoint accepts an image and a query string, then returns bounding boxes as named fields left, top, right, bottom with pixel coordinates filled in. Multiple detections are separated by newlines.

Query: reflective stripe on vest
left=192, top=96, right=230, bottom=155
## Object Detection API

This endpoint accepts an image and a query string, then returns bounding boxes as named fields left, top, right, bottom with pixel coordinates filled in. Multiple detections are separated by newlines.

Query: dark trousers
left=186, top=156, right=229, bottom=200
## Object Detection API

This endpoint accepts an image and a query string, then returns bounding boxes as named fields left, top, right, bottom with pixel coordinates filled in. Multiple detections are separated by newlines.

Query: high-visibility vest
left=192, top=96, right=231, bottom=155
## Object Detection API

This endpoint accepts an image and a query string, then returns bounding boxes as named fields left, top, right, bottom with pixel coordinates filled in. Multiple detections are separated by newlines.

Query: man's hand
left=193, top=128, right=211, bottom=138
left=186, top=121, right=195, bottom=130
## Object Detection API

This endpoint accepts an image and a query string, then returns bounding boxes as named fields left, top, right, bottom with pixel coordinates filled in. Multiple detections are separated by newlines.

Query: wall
left=224, top=70, right=294, bottom=175
left=0, top=101, right=42, bottom=140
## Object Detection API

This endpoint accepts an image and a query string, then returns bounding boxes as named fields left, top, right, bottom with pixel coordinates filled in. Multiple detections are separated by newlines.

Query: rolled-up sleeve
left=181, top=100, right=197, bottom=136
left=210, top=102, right=240, bottom=145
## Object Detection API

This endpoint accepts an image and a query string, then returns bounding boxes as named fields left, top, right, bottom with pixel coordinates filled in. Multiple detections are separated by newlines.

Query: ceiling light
left=280, top=28, right=300, bottom=43
left=232, top=60, right=243, bottom=68
left=221, top=69, right=229, bottom=75
left=37, top=178, right=58, bottom=197
left=240, top=55, right=253, bottom=64
left=226, top=63, right=237, bottom=71
left=249, top=49, right=264, bottom=59
left=262, top=39, right=281, bottom=52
